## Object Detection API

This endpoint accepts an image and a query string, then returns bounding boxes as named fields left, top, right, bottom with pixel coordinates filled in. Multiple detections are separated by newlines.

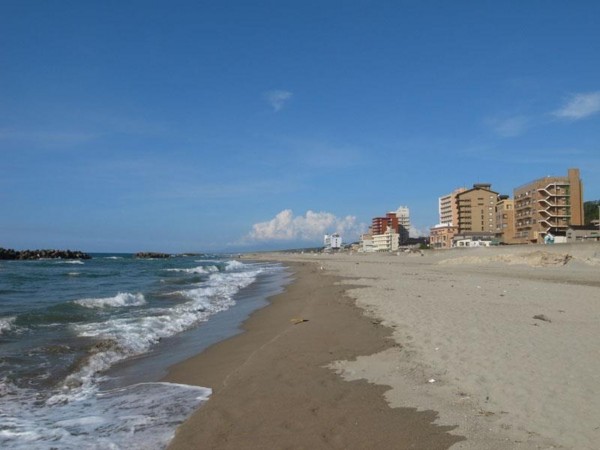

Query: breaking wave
left=74, top=293, right=147, bottom=309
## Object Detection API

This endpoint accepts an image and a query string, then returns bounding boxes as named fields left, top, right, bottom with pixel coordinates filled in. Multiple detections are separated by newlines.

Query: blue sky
left=2, top=1, right=599, bottom=252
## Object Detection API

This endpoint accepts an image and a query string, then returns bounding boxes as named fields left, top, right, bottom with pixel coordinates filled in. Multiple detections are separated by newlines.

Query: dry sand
left=167, top=243, right=600, bottom=449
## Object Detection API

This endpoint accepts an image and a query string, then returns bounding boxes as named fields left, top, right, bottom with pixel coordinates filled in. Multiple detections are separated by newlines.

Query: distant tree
left=584, top=200, right=600, bottom=224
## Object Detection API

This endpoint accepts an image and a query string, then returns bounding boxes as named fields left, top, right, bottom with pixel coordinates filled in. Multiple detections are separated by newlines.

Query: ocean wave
left=0, top=316, right=16, bottom=335
left=74, top=293, right=146, bottom=309
left=0, top=380, right=210, bottom=449
left=64, top=268, right=263, bottom=394
left=103, top=256, right=123, bottom=260
left=165, top=265, right=219, bottom=275
left=55, top=260, right=85, bottom=265
left=224, top=260, right=247, bottom=271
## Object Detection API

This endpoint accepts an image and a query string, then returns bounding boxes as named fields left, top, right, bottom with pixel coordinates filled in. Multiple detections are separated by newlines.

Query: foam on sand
left=0, top=381, right=210, bottom=449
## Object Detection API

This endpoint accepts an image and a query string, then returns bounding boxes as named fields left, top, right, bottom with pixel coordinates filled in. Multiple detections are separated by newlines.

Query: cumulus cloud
left=248, top=209, right=364, bottom=242
left=409, top=225, right=428, bottom=238
left=553, top=91, right=600, bottom=120
left=265, top=90, right=293, bottom=112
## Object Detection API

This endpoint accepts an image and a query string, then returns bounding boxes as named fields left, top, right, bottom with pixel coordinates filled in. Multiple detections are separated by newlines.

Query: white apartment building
left=394, top=205, right=411, bottom=243
left=359, top=233, right=375, bottom=252
left=373, top=228, right=399, bottom=252
left=324, top=233, right=342, bottom=250
left=438, top=187, right=466, bottom=225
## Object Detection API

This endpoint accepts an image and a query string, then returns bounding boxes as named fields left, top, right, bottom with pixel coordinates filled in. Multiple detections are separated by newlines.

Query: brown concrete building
left=429, top=224, right=458, bottom=249
left=513, top=168, right=584, bottom=244
left=495, top=196, right=517, bottom=244
left=455, top=184, right=499, bottom=235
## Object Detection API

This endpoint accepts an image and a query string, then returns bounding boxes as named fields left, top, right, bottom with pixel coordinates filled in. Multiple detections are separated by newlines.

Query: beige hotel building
left=513, top=168, right=583, bottom=244
left=431, top=168, right=584, bottom=248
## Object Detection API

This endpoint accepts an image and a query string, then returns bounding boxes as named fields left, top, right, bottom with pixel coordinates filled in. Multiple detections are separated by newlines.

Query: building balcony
left=516, top=223, right=533, bottom=229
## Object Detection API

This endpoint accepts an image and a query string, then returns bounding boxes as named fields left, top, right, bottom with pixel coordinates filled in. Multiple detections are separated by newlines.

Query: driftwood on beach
left=0, top=248, right=91, bottom=260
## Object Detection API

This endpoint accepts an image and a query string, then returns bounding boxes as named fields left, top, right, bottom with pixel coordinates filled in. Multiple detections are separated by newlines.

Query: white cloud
left=486, top=115, right=530, bottom=138
left=553, top=91, right=600, bottom=120
left=265, top=90, right=293, bottom=112
left=248, top=209, right=364, bottom=242
left=409, top=225, right=428, bottom=238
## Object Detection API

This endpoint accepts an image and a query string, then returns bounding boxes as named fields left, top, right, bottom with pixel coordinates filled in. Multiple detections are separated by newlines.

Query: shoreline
left=165, top=260, right=463, bottom=449
left=165, top=244, right=600, bottom=449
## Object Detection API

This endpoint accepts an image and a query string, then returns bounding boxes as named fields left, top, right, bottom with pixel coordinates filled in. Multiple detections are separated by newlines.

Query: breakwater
left=0, top=248, right=91, bottom=260
left=134, top=252, right=172, bottom=258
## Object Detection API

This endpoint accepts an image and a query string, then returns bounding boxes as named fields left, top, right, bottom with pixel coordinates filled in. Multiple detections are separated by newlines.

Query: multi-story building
left=455, top=183, right=499, bottom=235
left=359, top=233, right=374, bottom=252
left=371, top=213, right=398, bottom=236
left=429, top=188, right=466, bottom=249
left=395, top=206, right=411, bottom=244
left=324, top=233, right=342, bottom=250
left=370, top=206, right=411, bottom=251
left=439, top=188, right=466, bottom=225
left=513, top=168, right=584, bottom=244
left=495, top=196, right=516, bottom=244
left=429, top=224, right=458, bottom=249
left=373, top=228, right=399, bottom=252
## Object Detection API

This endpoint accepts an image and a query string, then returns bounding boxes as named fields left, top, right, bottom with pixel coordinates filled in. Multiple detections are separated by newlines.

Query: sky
left=1, top=1, right=600, bottom=253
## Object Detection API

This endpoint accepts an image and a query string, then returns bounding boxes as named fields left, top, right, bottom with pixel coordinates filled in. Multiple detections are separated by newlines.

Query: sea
left=0, top=253, right=289, bottom=449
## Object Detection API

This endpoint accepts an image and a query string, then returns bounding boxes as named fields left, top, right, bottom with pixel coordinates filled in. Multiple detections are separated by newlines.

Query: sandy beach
left=166, top=243, right=600, bottom=449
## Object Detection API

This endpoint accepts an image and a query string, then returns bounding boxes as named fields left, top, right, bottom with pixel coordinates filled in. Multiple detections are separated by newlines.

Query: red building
left=372, top=213, right=399, bottom=235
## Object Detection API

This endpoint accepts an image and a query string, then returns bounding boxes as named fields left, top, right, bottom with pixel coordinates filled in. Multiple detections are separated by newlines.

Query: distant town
left=324, top=167, right=600, bottom=252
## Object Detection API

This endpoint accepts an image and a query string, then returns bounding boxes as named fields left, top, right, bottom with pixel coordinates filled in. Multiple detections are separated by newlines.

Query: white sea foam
left=65, top=267, right=262, bottom=394
left=225, top=260, right=246, bottom=271
left=103, top=256, right=123, bottom=260
left=165, top=265, right=218, bottom=274
left=0, top=380, right=210, bottom=449
left=0, top=316, right=16, bottom=335
left=74, top=293, right=146, bottom=309
left=56, top=260, right=84, bottom=265
left=0, top=259, right=286, bottom=449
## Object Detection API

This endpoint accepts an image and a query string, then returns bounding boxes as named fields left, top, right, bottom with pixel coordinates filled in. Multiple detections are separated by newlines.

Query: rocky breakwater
left=0, top=248, right=91, bottom=260
left=134, top=252, right=172, bottom=259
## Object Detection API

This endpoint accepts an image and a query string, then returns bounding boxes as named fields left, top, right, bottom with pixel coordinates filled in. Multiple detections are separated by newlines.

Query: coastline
left=165, top=244, right=600, bottom=449
left=165, top=260, right=463, bottom=449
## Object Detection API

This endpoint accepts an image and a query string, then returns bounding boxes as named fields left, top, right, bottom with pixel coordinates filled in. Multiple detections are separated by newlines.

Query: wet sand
left=166, top=261, right=463, bottom=449
left=167, top=243, right=600, bottom=449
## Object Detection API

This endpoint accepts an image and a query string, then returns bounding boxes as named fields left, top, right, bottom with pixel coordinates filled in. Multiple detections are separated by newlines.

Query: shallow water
left=0, top=254, right=288, bottom=448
